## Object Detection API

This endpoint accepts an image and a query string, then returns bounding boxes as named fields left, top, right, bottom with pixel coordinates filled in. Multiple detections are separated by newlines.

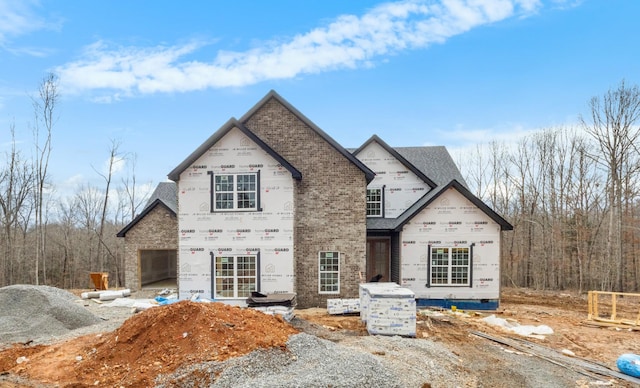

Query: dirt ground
left=296, top=287, right=640, bottom=386
left=1, top=287, right=639, bottom=387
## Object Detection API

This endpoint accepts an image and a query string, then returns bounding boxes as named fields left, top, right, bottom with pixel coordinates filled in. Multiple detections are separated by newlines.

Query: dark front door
left=366, top=238, right=390, bottom=283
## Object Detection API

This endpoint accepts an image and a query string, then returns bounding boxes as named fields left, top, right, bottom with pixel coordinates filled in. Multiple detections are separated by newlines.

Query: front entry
left=366, top=238, right=390, bottom=283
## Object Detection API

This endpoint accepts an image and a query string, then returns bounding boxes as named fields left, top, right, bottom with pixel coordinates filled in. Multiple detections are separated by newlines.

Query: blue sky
left=1, top=0, right=638, bottom=201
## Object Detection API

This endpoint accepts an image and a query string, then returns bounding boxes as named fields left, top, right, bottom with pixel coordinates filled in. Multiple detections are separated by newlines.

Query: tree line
left=2, top=75, right=639, bottom=294
left=0, top=74, right=147, bottom=289
left=462, top=80, right=640, bottom=293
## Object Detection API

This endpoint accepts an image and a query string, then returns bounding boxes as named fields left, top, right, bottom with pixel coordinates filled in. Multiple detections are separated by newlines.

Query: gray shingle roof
left=116, top=181, right=178, bottom=237
left=394, top=146, right=467, bottom=188
left=147, top=181, right=178, bottom=213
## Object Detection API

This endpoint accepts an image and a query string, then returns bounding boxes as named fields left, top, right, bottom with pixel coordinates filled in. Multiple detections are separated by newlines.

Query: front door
left=366, top=238, right=390, bottom=283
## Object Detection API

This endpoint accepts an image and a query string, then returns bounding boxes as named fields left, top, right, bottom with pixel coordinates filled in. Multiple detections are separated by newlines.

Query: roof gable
left=395, top=179, right=513, bottom=231
left=116, top=199, right=175, bottom=237
left=117, top=181, right=178, bottom=237
left=167, top=118, right=301, bottom=182
left=240, top=90, right=375, bottom=183
left=353, top=135, right=437, bottom=189
left=367, top=179, right=512, bottom=232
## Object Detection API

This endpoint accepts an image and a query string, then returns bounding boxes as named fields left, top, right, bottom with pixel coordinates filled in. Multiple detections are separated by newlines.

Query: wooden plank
left=582, top=320, right=640, bottom=331
left=470, top=330, right=640, bottom=385
left=586, top=290, right=640, bottom=325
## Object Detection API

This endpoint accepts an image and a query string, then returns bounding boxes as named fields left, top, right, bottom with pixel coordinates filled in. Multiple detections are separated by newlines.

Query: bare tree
left=581, top=80, right=640, bottom=292
left=93, top=139, right=123, bottom=271
left=0, top=124, right=34, bottom=286
left=120, top=153, right=149, bottom=222
left=75, top=183, right=103, bottom=272
left=31, top=73, right=58, bottom=285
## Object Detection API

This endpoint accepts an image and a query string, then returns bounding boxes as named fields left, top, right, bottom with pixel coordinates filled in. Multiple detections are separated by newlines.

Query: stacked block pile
left=327, top=298, right=361, bottom=315
left=359, top=282, right=416, bottom=337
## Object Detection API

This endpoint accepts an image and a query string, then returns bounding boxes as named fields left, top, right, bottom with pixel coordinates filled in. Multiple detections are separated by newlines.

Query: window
left=366, top=188, right=382, bottom=217
left=214, top=255, right=257, bottom=298
left=209, top=172, right=260, bottom=211
left=430, top=247, right=470, bottom=286
left=318, top=251, right=340, bottom=294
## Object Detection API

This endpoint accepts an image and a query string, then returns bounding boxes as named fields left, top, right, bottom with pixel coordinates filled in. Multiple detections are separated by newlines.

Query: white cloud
left=103, top=154, right=126, bottom=177
left=56, top=0, right=544, bottom=98
left=0, top=0, right=60, bottom=52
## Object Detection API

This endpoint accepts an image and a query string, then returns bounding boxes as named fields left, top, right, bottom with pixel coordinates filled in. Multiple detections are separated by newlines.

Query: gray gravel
left=156, top=333, right=405, bottom=388
left=0, top=284, right=102, bottom=346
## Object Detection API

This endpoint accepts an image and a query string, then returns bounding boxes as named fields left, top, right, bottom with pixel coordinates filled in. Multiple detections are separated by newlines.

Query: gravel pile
left=156, top=333, right=404, bottom=388
left=0, top=284, right=102, bottom=345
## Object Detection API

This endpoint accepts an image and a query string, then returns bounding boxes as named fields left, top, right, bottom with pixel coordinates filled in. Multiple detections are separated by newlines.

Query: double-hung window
left=430, top=247, right=470, bottom=286
left=318, top=251, right=340, bottom=294
left=210, top=172, right=259, bottom=211
left=366, top=188, right=383, bottom=217
left=214, top=255, right=258, bottom=298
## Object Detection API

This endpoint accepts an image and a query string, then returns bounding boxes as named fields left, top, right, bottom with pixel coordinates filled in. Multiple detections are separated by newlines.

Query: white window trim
left=209, top=171, right=260, bottom=212
left=366, top=187, right=383, bottom=218
left=318, top=251, right=341, bottom=294
left=213, top=254, right=258, bottom=299
left=429, top=246, right=471, bottom=287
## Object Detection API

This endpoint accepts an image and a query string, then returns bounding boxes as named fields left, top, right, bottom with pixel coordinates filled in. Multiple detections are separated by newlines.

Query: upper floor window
left=366, top=188, right=383, bottom=217
left=209, top=172, right=260, bottom=211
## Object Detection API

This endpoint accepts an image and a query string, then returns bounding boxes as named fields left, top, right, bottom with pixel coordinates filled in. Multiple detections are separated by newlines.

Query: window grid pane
left=366, top=189, right=382, bottom=216
left=431, top=247, right=470, bottom=286
left=215, top=256, right=235, bottom=298
left=319, top=251, right=340, bottom=294
left=215, top=255, right=257, bottom=298
left=213, top=173, right=258, bottom=211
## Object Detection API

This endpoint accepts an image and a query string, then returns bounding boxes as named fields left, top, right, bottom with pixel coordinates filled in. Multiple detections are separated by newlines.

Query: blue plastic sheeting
left=617, top=354, right=640, bottom=378
left=155, top=296, right=179, bottom=305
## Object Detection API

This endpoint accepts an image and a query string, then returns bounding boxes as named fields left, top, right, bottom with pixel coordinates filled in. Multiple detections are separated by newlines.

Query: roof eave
left=354, top=135, right=436, bottom=189
left=395, top=180, right=513, bottom=231
left=167, top=118, right=302, bottom=182
left=117, top=199, right=176, bottom=237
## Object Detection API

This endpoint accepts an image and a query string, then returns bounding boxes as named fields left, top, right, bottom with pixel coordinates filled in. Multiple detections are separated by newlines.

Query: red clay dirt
left=0, top=300, right=298, bottom=387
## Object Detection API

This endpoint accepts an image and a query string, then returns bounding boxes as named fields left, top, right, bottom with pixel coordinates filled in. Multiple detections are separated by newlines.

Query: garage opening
left=140, top=249, right=177, bottom=289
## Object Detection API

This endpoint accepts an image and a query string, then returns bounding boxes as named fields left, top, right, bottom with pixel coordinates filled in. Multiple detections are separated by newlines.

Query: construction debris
left=482, top=314, right=554, bottom=338
left=587, top=290, right=640, bottom=328
left=246, top=292, right=296, bottom=321
left=472, top=331, right=640, bottom=385
left=80, top=288, right=131, bottom=301
left=327, top=298, right=361, bottom=315
left=617, top=354, right=640, bottom=378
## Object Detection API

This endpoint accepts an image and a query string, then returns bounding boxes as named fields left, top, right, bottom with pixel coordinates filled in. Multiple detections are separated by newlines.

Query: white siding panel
left=400, top=188, right=500, bottom=300
left=177, top=128, right=295, bottom=300
left=357, top=142, right=431, bottom=218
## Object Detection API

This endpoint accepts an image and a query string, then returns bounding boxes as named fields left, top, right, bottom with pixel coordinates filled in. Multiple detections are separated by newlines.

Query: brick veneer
left=244, top=98, right=368, bottom=308
left=122, top=205, right=178, bottom=291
